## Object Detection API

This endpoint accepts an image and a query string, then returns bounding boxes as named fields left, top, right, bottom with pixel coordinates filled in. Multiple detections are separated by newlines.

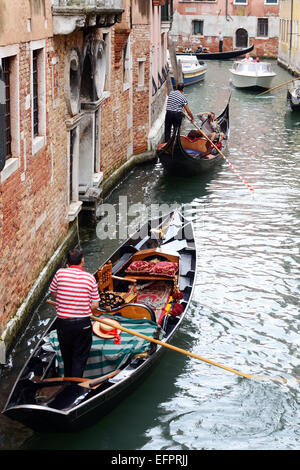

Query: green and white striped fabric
left=48, top=315, right=160, bottom=379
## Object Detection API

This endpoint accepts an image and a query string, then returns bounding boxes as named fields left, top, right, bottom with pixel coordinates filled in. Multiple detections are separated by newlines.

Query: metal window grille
left=33, top=50, right=39, bottom=137
left=2, top=57, right=11, bottom=159
left=258, top=18, right=268, bottom=37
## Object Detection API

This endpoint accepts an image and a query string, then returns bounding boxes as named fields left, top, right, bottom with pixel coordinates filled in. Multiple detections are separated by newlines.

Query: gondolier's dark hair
left=67, top=248, right=83, bottom=265
left=176, top=82, right=184, bottom=91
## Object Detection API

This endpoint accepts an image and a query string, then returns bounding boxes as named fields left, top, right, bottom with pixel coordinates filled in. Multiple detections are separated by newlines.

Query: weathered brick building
left=0, top=0, right=171, bottom=363
left=170, top=0, right=279, bottom=58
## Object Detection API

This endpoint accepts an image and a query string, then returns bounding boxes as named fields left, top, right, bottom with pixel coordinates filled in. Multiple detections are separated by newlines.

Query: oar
left=90, top=314, right=298, bottom=385
left=35, top=369, right=121, bottom=389
left=47, top=300, right=297, bottom=384
left=256, top=77, right=300, bottom=97
left=183, top=112, right=255, bottom=193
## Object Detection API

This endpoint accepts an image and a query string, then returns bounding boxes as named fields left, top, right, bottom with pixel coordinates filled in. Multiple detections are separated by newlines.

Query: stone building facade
left=278, top=0, right=300, bottom=73
left=0, top=0, right=171, bottom=363
left=170, top=0, right=279, bottom=58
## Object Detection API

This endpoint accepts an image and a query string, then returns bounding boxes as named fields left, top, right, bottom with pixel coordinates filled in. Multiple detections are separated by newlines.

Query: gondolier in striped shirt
left=50, top=249, right=100, bottom=377
left=164, top=82, right=194, bottom=142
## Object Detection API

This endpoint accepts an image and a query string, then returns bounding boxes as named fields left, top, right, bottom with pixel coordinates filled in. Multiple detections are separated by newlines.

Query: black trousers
left=56, top=317, right=92, bottom=378
left=164, top=110, right=183, bottom=142
left=219, top=41, right=223, bottom=52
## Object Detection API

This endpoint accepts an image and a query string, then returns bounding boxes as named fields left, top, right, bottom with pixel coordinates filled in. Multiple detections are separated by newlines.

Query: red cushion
left=150, top=261, right=178, bottom=277
left=125, top=260, right=153, bottom=274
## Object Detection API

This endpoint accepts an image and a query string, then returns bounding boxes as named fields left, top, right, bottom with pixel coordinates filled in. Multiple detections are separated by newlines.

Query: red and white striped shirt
left=50, top=265, right=100, bottom=319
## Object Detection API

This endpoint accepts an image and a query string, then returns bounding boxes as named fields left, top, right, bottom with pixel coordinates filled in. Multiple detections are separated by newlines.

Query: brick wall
left=0, top=39, right=69, bottom=333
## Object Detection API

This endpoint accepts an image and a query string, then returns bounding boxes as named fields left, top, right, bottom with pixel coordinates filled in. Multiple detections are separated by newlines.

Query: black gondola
left=287, top=83, right=300, bottom=111
left=157, top=98, right=230, bottom=176
left=180, top=43, right=254, bottom=61
left=2, top=211, right=196, bottom=432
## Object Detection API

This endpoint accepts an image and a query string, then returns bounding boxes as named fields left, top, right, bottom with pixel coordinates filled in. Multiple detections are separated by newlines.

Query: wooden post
left=168, top=38, right=183, bottom=88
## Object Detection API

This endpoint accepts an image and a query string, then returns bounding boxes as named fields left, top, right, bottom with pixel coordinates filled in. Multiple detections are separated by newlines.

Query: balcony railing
left=52, top=0, right=124, bottom=34
left=52, top=1, right=123, bottom=8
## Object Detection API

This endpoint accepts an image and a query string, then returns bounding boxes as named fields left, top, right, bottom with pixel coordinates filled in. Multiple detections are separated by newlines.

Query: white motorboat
left=229, top=60, right=276, bottom=89
left=169, top=54, right=207, bottom=87
left=286, top=80, right=300, bottom=111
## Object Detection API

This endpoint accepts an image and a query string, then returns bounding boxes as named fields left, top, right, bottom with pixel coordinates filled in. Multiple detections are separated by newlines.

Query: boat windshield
left=232, top=61, right=273, bottom=74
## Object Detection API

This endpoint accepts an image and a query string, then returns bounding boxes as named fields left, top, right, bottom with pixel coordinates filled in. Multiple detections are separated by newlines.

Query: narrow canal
left=1, top=60, right=299, bottom=450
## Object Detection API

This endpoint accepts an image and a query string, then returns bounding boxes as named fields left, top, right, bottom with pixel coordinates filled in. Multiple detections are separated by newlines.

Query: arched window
left=236, top=28, right=248, bottom=48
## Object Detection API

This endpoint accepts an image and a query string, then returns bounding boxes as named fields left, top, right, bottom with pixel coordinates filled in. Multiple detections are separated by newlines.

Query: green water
left=1, top=60, right=300, bottom=451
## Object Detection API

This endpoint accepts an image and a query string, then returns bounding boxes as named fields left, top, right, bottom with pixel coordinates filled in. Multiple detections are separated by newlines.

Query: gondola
left=179, top=43, right=254, bottom=61
left=286, top=80, right=300, bottom=111
left=157, top=98, right=230, bottom=176
left=2, top=210, right=196, bottom=432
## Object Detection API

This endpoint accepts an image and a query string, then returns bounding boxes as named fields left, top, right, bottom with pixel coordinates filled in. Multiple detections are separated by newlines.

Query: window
left=30, top=41, right=46, bottom=155
left=0, top=46, right=20, bottom=183
left=138, top=59, right=145, bottom=88
left=234, top=0, right=247, bottom=4
left=257, top=18, right=268, bottom=37
left=2, top=57, right=11, bottom=159
left=123, top=40, right=130, bottom=87
left=265, top=0, right=277, bottom=4
left=32, top=50, right=39, bottom=138
left=193, top=20, right=204, bottom=35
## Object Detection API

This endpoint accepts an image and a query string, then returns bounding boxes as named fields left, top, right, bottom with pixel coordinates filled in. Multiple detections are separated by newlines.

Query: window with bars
left=2, top=57, right=11, bottom=159
left=257, top=18, right=268, bottom=37
left=32, top=50, right=39, bottom=137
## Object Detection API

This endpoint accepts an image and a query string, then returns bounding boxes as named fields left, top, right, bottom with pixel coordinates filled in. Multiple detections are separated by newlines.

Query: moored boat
left=169, top=54, right=207, bottom=87
left=229, top=60, right=276, bottom=89
left=286, top=80, right=300, bottom=111
left=2, top=211, right=196, bottom=432
left=179, top=43, right=254, bottom=61
left=157, top=98, right=230, bottom=176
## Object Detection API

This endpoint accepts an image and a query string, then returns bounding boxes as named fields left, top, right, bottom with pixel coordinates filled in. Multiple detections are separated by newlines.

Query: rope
left=184, top=112, right=255, bottom=193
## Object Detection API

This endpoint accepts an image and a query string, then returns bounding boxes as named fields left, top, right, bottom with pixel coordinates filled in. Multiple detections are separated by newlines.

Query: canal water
left=0, top=60, right=299, bottom=451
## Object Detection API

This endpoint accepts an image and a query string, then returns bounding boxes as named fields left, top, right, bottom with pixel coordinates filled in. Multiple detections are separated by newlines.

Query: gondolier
left=164, top=83, right=194, bottom=142
left=50, top=248, right=100, bottom=378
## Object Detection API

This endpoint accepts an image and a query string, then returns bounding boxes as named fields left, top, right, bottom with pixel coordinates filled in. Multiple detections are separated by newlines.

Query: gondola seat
left=97, top=261, right=138, bottom=304
left=123, top=248, right=179, bottom=283
left=180, top=135, right=210, bottom=153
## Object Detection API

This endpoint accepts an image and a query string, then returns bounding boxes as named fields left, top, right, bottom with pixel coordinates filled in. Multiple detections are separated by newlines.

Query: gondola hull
left=287, top=89, right=300, bottom=111
left=179, top=43, right=254, bottom=61
left=157, top=99, right=230, bottom=176
left=2, top=211, right=196, bottom=432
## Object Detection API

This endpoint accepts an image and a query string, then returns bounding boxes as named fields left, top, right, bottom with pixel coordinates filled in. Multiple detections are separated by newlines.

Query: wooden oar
left=183, top=112, right=255, bottom=193
left=91, top=315, right=297, bottom=385
left=36, top=369, right=121, bottom=389
left=47, top=300, right=298, bottom=384
left=256, top=77, right=300, bottom=97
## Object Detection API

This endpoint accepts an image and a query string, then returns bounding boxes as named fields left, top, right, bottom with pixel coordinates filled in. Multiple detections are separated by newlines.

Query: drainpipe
left=225, top=0, right=229, bottom=21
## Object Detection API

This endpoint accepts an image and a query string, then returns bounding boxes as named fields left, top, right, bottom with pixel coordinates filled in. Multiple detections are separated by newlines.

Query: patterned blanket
left=131, top=281, right=173, bottom=323
left=47, top=315, right=160, bottom=379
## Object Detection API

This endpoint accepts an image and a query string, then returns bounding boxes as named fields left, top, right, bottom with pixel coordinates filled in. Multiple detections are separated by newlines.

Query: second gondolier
left=164, top=83, right=194, bottom=142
